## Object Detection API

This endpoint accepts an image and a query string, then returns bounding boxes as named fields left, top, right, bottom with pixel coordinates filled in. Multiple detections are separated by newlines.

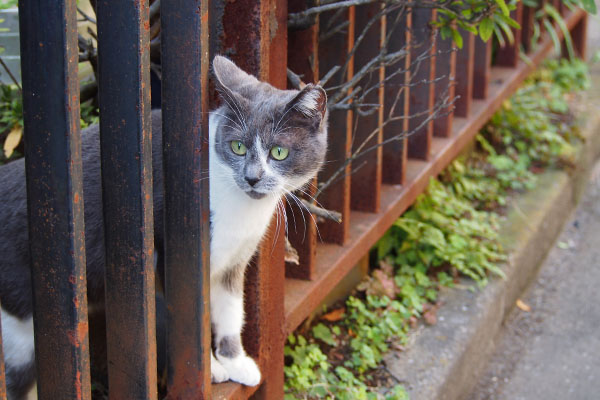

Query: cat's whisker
left=283, top=189, right=308, bottom=243
left=212, top=112, right=244, bottom=132
left=279, top=197, right=289, bottom=238
left=281, top=191, right=298, bottom=234
left=284, top=184, right=330, bottom=216
left=220, top=91, right=248, bottom=131
left=273, top=101, right=300, bottom=134
left=283, top=186, right=325, bottom=243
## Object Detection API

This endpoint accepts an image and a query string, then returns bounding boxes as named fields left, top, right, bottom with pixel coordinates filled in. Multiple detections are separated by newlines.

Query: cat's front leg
left=210, top=265, right=261, bottom=386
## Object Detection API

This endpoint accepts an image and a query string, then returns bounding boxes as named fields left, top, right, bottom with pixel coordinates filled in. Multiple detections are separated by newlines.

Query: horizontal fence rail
left=10, top=1, right=589, bottom=399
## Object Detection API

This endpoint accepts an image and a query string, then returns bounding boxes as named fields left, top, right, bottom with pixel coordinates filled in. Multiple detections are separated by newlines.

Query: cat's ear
left=285, top=84, right=328, bottom=123
left=213, top=55, right=258, bottom=94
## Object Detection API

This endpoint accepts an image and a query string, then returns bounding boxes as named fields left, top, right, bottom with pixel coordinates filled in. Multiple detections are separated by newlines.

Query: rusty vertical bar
left=571, top=12, right=588, bottom=59
left=212, top=0, right=287, bottom=396
left=316, top=7, right=354, bottom=244
left=407, top=7, right=435, bottom=160
left=538, top=0, right=548, bottom=36
left=495, top=2, right=524, bottom=67
left=453, top=32, right=474, bottom=118
left=244, top=223, right=285, bottom=399
left=95, top=1, right=157, bottom=399
left=0, top=309, right=5, bottom=399
left=558, top=0, right=565, bottom=15
left=18, top=0, right=91, bottom=399
left=433, top=28, right=456, bottom=137
left=382, top=9, right=410, bottom=184
left=253, top=0, right=287, bottom=395
left=472, top=37, right=492, bottom=99
left=350, top=3, right=384, bottom=213
left=286, top=0, right=318, bottom=280
left=161, top=0, right=211, bottom=398
left=521, top=4, right=535, bottom=53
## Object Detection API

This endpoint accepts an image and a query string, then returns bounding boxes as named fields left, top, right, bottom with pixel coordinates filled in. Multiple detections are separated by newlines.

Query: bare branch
left=0, top=57, right=21, bottom=91
left=299, top=198, right=343, bottom=223
left=77, top=6, right=96, bottom=24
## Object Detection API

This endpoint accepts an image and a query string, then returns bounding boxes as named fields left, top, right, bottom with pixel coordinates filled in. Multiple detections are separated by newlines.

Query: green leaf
left=479, top=17, right=494, bottom=41
left=581, top=0, right=597, bottom=14
left=312, top=323, right=337, bottom=346
left=496, top=0, right=510, bottom=16
left=451, top=28, right=463, bottom=48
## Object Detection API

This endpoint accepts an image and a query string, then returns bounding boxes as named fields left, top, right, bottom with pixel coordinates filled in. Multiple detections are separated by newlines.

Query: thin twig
left=297, top=198, right=343, bottom=223
left=77, top=6, right=96, bottom=24
left=0, top=57, right=21, bottom=91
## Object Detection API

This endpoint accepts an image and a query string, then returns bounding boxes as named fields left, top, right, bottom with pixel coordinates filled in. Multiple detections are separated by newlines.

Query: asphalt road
left=468, top=161, right=600, bottom=400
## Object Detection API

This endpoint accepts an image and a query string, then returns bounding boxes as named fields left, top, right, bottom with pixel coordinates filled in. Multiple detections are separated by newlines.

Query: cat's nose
left=245, top=177, right=260, bottom=187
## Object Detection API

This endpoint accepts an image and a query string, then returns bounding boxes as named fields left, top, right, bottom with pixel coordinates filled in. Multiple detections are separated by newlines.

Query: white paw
left=217, top=354, right=261, bottom=386
left=211, top=353, right=229, bottom=383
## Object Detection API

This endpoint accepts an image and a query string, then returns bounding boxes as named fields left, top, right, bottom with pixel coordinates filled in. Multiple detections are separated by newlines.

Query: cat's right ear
left=284, top=84, right=328, bottom=129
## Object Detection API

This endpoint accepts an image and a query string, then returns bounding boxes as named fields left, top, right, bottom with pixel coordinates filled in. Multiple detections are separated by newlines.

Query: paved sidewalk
left=468, top=157, right=600, bottom=400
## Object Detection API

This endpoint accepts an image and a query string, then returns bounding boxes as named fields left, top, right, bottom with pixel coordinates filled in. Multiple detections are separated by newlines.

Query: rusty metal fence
left=1, top=0, right=588, bottom=399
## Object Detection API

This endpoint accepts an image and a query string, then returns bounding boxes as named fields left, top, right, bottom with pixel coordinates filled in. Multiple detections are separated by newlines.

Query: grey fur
left=217, top=335, right=242, bottom=359
left=221, top=264, right=245, bottom=293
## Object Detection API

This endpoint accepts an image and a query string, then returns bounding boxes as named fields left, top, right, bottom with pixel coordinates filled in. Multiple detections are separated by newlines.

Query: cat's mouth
left=246, top=190, right=267, bottom=200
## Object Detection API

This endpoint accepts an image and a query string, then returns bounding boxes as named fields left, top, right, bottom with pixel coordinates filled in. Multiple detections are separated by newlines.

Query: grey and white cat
left=0, top=55, right=328, bottom=398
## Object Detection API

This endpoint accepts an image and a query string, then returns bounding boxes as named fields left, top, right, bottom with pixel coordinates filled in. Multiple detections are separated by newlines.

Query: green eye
left=231, top=140, right=247, bottom=156
left=270, top=146, right=289, bottom=161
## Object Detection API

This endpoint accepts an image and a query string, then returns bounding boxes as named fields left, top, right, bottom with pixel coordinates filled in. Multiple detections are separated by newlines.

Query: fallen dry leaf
left=379, top=259, right=394, bottom=276
left=423, top=309, right=437, bottom=325
left=4, top=125, right=22, bottom=158
left=321, top=308, right=345, bottom=322
left=409, top=316, right=418, bottom=328
left=422, top=302, right=440, bottom=325
left=516, top=299, right=531, bottom=312
left=284, top=237, right=300, bottom=265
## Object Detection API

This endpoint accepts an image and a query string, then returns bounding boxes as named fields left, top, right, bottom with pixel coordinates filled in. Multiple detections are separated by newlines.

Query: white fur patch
left=210, top=279, right=244, bottom=336
left=208, top=114, right=280, bottom=276
left=296, top=89, right=321, bottom=117
left=1, top=309, right=35, bottom=370
left=216, top=354, right=261, bottom=387
left=211, top=352, right=229, bottom=383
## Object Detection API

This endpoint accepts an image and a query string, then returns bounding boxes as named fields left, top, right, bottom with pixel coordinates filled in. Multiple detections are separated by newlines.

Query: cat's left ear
left=213, top=55, right=258, bottom=94
left=286, top=84, right=328, bottom=125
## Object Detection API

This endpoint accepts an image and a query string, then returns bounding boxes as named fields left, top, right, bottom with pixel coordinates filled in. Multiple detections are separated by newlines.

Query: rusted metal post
left=521, top=4, right=536, bottom=53
left=160, top=0, right=212, bottom=398
left=316, top=6, right=354, bottom=245
left=244, top=224, right=286, bottom=399
left=473, top=37, right=492, bottom=99
left=407, top=7, right=436, bottom=160
left=350, top=3, right=384, bottom=213
left=0, top=308, right=5, bottom=399
left=454, top=31, right=474, bottom=117
left=18, top=0, right=91, bottom=398
left=433, top=27, right=456, bottom=137
left=571, top=12, right=588, bottom=59
left=495, top=2, right=524, bottom=67
left=382, top=9, right=410, bottom=184
left=286, top=0, right=319, bottom=280
left=211, top=0, right=287, bottom=397
left=95, top=1, right=157, bottom=398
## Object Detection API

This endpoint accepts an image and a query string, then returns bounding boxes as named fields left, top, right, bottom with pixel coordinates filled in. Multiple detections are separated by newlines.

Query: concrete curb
left=382, top=86, right=600, bottom=399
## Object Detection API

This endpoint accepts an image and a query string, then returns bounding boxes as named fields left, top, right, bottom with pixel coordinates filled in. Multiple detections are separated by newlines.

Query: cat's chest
left=209, top=180, right=279, bottom=273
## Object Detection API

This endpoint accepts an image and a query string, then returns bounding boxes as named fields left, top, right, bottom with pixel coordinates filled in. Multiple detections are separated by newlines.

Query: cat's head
left=211, top=55, right=328, bottom=200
